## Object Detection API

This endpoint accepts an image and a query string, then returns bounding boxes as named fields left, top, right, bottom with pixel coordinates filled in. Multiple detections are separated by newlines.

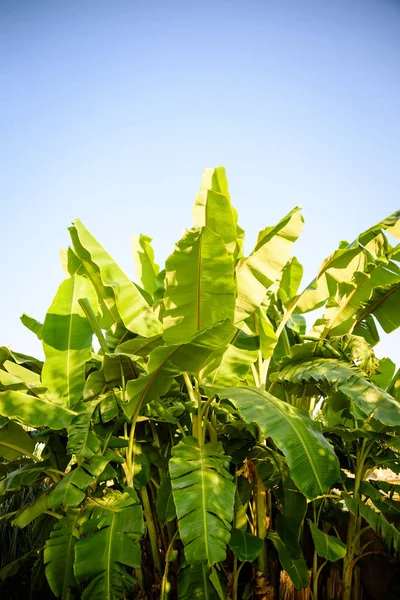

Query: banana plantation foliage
left=1, top=168, right=400, bottom=600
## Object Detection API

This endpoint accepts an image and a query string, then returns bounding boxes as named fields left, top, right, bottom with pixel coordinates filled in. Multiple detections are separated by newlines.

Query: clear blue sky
left=1, top=0, right=400, bottom=364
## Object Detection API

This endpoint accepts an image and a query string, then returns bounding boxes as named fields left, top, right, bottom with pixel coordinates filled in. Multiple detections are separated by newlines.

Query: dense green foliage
left=1, top=167, right=400, bottom=599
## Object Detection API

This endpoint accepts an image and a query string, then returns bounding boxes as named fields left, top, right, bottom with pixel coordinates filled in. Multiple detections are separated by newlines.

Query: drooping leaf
left=163, top=227, right=236, bottom=344
left=268, top=531, right=309, bottom=590
left=235, top=207, right=303, bottom=322
left=275, top=357, right=400, bottom=426
left=201, top=328, right=259, bottom=387
left=156, top=475, right=176, bottom=525
left=272, top=455, right=307, bottom=559
left=70, top=219, right=162, bottom=336
left=74, top=489, right=144, bottom=600
left=354, top=278, right=400, bottom=335
left=66, top=400, right=102, bottom=459
left=314, top=260, right=400, bottom=338
left=219, top=386, right=340, bottom=500
left=20, top=313, right=43, bottom=340
left=169, top=437, right=235, bottom=566
left=44, top=511, right=82, bottom=599
left=0, top=419, right=35, bottom=460
left=13, top=491, right=50, bottom=528
left=41, top=274, right=98, bottom=407
left=228, top=528, right=263, bottom=562
left=297, top=211, right=400, bottom=317
left=342, top=493, right=400, bottom=554
left=0, top=390, right=76, bottom=429
left=1, top=360, right=46, bottom=394
left=308, top=520, right=347, bottom=562
left=132, top=233, right=160, bottom=297
left=178, top=563, right=221, bottom=600
left=48, top=467, right=95, bottom=510
left=123, top=321, right=235, bottom=418
left=0, top=462, right=47, bottom=497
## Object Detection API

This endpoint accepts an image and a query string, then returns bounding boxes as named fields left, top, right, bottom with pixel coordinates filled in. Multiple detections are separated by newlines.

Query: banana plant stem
left=139, top=486, right=163, bottom=576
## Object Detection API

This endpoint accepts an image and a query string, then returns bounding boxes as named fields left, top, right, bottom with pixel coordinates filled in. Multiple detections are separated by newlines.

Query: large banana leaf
left=279, top=257, right=304, bottom=301
left=354, top=277, right=400, bottom=335
left=235, top=207, right=303, bottom=322
left=201, top=328, right=259, bottom=387
left=124, top=321, right=235, bottom=418
left=192, top=167, right=238, bottom=256
left=343, top=493, right=400, bottom=554
left=275, top=357, right=400, bottom=426
left=313, top=259, right=400, bottom=338
left=0, top=462, right=47, bottom=497
left=0, top=390, right=76, bottom=429
left=132, top=233, right=160, bottom=297
left=219, top=387, right=340, bottom=499
left=307, top=520, right=347, bottom=562
left=12, top=491, right=50, bottom=528
left=178, top=563, right=222, bottom=600
left=0, top=419, right=35, bottom=460
left=163, top=227, right=236, bottom=344
left=297, top=210, right=400, bottom=316
left=169, top=437, right=235, bottom=566
left=42, top=274, right=98, bottom=407
left=44, top=511, right=82, bottom=599
left=48, top=466, right=95, bottom=510
left=70, top=220, right=162, bottom=336
left=268, top=531, right=309, bottom=590
left=228, top=528, right=263, bottom=562
left=1, top=360, right=46, bottom=394
left=66, top=400, right=102, bottom=459
left=74, top=489, right=144, bottom=600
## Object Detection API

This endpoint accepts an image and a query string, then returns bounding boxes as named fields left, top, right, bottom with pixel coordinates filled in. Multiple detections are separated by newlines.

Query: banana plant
left=0, top=167, right=399, bottom=600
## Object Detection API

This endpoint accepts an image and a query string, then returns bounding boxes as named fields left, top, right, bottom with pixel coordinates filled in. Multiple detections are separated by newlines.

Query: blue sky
left=1, top=0, right=400, bottom=363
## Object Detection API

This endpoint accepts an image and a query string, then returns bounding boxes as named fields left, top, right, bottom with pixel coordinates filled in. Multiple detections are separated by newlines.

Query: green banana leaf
left=123, top=321, right=235, bottom=418
left=48, top=467, right=95, bottom=510
left=132, top=233, right=160, bottom=297
left=0, top=390, right=76, bottom=429
left=0, top=462, right=47, bottom=497
left=235, top=207, right=303, bottom=322
left=279, top=257, right=304, bottom=301
left=268, top=531, right=309, bottom=590
left=313, top=260, right=400, bottom=338
left=343, top=493, right=400, bottom=554
left=297, top=210, right=400, bottom=317
left=66, top=400, right=102, bottom=459
left=308, top=520, right=346, bottom=561
left=156, top=475, right=176, bottom=525
left=0, top=419, right=35, bottom=460
left=178, top=563, right=222, bottom=600
left=1, top=360, right=46, bottom=394
left=354, top=278, right=400, bottom=335
left=192, top=167, right=238, bottom=256
left=228, top=528, right=263, bottom=562
left=20, top=313, right=43, bottom=340
left=12, top=491, right=50, bottom=528
left=272, top=455, right=307, bottom=559
left=201, top=328, right=259, bottom=387
left=219, top=387, right=340, bottom=500
left=169, top=437, right=235, bottom=566
left=42, top=274, right=98, bottom=407
left=44, top=511, right=82, bottom=599
left=163, top=227, right=236, bottom=343
left=275, top=357, right=400, bottom=426
left=70, top=219, right=162, bottom=336
left=74, top=489, right=144, bottom=600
